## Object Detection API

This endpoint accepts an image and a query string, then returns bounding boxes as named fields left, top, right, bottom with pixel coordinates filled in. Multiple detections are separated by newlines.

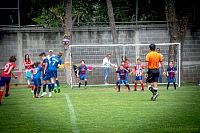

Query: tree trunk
left=106, top=0, right=120, bottom=64
left=165, top=0, right=178, bottom=64
left=64, top=0, right=72, bottom=38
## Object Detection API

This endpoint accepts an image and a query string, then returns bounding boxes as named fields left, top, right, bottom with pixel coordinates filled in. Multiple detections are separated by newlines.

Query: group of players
left=23, top=50, right=63, bottom=98
left=0, top=43, right=178, bottom=105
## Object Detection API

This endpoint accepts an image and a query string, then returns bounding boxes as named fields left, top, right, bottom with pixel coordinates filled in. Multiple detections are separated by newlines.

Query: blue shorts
left=0, top=77, right=11, bottom=87
left=33, top=78, right=41, bottom=87
left=79, top=74, right=87, bottom=80
left=118, top=79, right=129, bottom=85
left=135, top=76, right=142, bottom=81
left=167, top=77, right=176, bottom=83
left=49, top=70, right=57, bottom=78
left=42, top=71, right=51, bottom=81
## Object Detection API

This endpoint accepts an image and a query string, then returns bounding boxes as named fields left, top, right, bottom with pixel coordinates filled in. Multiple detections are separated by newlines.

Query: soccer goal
left=67, top=43, right=181, bottom=88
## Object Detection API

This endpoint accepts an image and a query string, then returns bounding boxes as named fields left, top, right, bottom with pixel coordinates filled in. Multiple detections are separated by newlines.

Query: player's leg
left=78, top=75, right=82, bottom=88
left=56, top=77, right=61, bottom=93
left=84, top=75, right=87, bottom=88
left=166, top=82, right=170, bottom=90
left=124, top=80, right=130, bottom=92
left=152, top=69, right=159, bottom=101
left=26, top=70, right=31, bottom=88
left=173, top=82, right=176, bottom=90
left=116, top=80, right=121, bottom=92
left=0, top=77, right=9, bottom=105
left=36, top=79, right=41, bottom=97
left=134, top=81, right=137, bottom=91
left=41, top=80, right=47, bottom=97
left=139, top=79, right=144, bottom=91
left=47, top=80, right=52, bottom=97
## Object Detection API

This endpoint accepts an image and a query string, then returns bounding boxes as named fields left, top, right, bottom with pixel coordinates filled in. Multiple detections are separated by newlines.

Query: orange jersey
left=146, top=51, right=162, bottom=69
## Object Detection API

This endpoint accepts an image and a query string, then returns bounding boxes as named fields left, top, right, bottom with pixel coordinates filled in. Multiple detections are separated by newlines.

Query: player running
left=48, top=52, right=62, bottom=93
left=166, top=61, right=177, bottom=91
left=77, top=60, right=88, bottom=88
left=132, top=58, right=144, bottom=91
left=39, top=52, right=52, bottom=97
left=0, top=56, right=17, bottom=105
left=116, top=65, right=130, bottom=92
left=145, top=44, right=165, bottom=101
left=33, top=62, right=42, bottom=98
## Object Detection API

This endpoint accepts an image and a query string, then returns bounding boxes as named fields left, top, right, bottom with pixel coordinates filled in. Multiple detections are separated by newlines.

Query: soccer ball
left=58, top=64, right=65, bottom=71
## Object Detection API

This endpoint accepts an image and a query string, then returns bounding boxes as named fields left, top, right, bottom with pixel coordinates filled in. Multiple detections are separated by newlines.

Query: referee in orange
left=145, top=44, right=165, bottom=101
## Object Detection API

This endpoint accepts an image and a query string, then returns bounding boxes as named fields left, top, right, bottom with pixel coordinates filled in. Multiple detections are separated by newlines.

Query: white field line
left=65, top=94, right=80, bottom=133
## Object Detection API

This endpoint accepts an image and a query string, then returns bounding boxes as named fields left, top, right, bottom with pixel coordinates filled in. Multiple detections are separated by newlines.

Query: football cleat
left=5, top=94, right=10, bottom=97
left=41, top=92, right=47, bottom=97
left=49, top=92, right=52, bottom=97
left=58, top=89, right=61, bottom=93
left=152, top=93, right=159, bottom=101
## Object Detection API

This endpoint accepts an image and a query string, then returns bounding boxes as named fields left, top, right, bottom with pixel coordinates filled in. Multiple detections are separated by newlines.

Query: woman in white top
left=102, top=53, right=112, bottom=85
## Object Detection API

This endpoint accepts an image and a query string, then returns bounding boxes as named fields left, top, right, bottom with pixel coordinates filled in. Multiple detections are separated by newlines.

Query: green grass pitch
left=0, top=84, right=200, bottom=133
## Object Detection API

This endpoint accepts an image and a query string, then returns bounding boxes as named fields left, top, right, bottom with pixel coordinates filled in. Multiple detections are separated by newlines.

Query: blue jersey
left=49, top=56, right=61, bottom=71
left=55, top=55, right=62, bottom=68
left=33, top=66, right=42, bottom=79
left=116, top=69, right=128, bottom=80
left=167, top=66, right=177, bottom=79
left=78, top=65, right=87, bottom=75
left=42, top=58, right=49, bottom=72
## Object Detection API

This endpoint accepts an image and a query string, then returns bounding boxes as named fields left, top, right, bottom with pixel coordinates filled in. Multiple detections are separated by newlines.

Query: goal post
left=68, top=43, right=181, bottom=88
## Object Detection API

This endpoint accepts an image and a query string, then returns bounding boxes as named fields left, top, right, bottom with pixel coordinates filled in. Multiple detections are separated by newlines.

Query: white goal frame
left=68, top=43, right=181, bottom=88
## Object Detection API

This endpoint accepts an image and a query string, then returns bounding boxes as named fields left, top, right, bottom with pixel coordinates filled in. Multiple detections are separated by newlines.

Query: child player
left=132, top=58, right=144, bottom=91
left=48, top=52, right=62, bottom=93
left=77, top=60, right=88, bottom=88
left=33, top=62, right=42, bottom=98
left=55, top=51, right=63, bottom=92
left=116, top=65, right=130, bottom=92
left=0, top=56, right=17, bottom=105
left=39, top=52, right=52, bottom=97
left=166, top=61, right=177, bottom=91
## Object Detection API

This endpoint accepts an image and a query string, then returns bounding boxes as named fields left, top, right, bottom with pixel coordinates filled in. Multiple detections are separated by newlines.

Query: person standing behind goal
left=145, top=44, right=165, bottom=101
left=102, top=53, right=114, bottom=85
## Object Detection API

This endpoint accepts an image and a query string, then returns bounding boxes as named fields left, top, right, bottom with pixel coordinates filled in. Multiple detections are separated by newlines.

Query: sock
left=56, top=80, right=60, bottom=88
left=126, top=85, right=130, bottom=91
left=118, top=85, right=120, bottom=91
left=34, top=88, right=37, bottom=95
left=5, top=84, right=10, bottom=94
left=48, top=84, right=51, bottom=92
left=78, top=82, right=81, bottom=88
left=52, top=84, right=54, bottom=91
left=148, top=85, right=154, bottom=93
left=153, top=88, right=158, bottom=93
left=0, top=91, right=4, bottom=102
left=43, top=84, right=46, bottom=92
left=167, top=82, right=170, bottom=90
left=54, top=83, right=57, bottom=89
left=141, top=82, right=144, bottom=90
left=31, top=85, right=34, bottom=91
left=85, top=81, right=87, bottom=87
left=134, top=82, right=137, bottom=90
left=173, top=82, right=176, bottom=90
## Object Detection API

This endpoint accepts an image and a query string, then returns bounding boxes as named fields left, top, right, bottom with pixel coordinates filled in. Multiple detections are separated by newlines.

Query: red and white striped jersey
left=133, top=64, right=144, bottom=76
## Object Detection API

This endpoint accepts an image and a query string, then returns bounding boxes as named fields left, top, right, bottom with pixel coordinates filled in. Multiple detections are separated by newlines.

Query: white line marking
left=65, top=94, right=80, bottom=133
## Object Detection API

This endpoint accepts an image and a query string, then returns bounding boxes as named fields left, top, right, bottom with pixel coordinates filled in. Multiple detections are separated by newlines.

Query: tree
left=165, top=0, right=188, bottom=72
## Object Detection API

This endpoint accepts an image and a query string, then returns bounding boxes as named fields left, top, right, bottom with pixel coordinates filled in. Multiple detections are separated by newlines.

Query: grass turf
left=0, top=84, right=200, bottom=133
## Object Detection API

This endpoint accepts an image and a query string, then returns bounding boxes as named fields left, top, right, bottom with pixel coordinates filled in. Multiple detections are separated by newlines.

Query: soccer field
left=0, top=84, right=200, bottom=133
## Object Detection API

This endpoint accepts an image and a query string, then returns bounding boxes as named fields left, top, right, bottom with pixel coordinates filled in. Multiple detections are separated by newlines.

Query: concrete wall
left=0, top=25, right=199, bottom=84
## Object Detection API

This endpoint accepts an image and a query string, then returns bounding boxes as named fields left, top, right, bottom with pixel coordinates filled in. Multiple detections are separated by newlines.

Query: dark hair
left=39, top=52, right=46, bottom=57
left=25, top=54, right=30, bottom=61
left=9, top=56, right=16, bottom=62
left=34, top=62, right=40, bottom=67
left=80, top=60, right=85, bottom=63
left=137, top=58, right=141, bottom=61
left=149, top=43, right=156, bottom=51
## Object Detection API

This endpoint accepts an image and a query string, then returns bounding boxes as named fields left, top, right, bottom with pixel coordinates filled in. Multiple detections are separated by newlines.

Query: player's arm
left=160, top=55, right=166, bottom=74
left=145, top=61, right=149, bottom=78
left=11, top=72, right=18, bottom=79
left=44, top=62, right=48, bottom=74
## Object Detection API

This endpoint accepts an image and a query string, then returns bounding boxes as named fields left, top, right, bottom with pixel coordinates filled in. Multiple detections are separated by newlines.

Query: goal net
left=67, top=43, right=181, bottom=88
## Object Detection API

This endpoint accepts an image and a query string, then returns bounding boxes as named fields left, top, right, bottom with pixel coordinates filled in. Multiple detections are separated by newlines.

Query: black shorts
left=146, top=69, right=159, bottom=83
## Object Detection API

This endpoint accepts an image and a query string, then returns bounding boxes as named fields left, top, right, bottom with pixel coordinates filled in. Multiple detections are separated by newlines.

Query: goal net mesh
left=67, top=43, right=180, bottom=87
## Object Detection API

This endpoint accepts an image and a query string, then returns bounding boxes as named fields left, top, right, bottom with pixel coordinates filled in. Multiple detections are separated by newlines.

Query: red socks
left=134, top=82, right=137, bottom=91
left=0, top=90, right=4, bottom=102
left=141, top=82, right=144, bottom=90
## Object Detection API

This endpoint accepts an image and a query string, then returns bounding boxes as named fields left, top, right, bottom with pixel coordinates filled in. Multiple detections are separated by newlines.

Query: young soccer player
left=33, top=62, right=42, bottom=98
left=23, top=54, right=34, bottom=88
left=0, top=56, right=17, bottom=105
left=132, top=58, right=144, bottom=91
left=55, top=51, right=63, bottom=93
left=39, top=52, right=52, bottom=97
left=116, top=65, right=130, bottom=92
left=166, top=61, right=177, bottom=90
left=78, top=60, right=88, bottom=88
left=48, top=52, right=62, bottom=93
